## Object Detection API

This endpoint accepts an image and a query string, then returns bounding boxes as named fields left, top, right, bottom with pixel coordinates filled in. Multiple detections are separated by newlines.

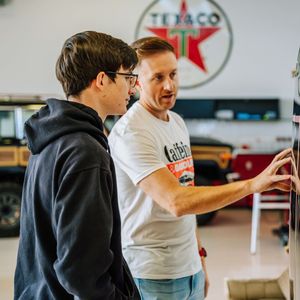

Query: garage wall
left=0, top=0, right=299, bottom=147
left=0, top=0, right=299, bottom=98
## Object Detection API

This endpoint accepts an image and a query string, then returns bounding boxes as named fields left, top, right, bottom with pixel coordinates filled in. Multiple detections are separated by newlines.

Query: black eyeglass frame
left=105, top=71, right=138, bottom=88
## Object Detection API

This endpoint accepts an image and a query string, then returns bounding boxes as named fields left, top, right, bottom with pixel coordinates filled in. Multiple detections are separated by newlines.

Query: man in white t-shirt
left=108, top=37, right=291, bottom=300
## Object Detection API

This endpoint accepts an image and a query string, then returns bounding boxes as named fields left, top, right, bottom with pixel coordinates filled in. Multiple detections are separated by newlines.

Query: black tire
left=0, top=182, right=22, bottom=237
left=194, top=176, right=217, bottom=226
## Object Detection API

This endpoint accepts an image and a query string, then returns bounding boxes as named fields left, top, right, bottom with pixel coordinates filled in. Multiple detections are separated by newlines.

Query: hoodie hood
left=25, top=98, right=108, bottom=154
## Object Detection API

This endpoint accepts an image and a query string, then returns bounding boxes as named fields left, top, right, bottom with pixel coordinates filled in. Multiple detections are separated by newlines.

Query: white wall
left=0, top=0, right=299, bottom=98
left=0, top=0, right=151, bottom=96
left=0, top=0, right=299, bottom=148
left=180, top=0, right=300, bottom=101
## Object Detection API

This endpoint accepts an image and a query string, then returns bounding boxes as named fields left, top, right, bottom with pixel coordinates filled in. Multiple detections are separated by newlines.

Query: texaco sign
left=135, top=0, right=233, bottom=89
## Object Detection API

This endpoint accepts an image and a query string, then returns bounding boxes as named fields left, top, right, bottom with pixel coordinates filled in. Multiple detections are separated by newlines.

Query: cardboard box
left=224, top=269, right=292, bottom=300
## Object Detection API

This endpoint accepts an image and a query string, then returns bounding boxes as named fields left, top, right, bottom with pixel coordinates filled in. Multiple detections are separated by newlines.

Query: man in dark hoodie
left=14, top=31, right=140, bottom=300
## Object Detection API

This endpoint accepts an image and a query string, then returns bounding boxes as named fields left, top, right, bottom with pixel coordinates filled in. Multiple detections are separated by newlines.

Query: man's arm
left=53, top=167, right=122, bottom=299
left=139, top=148, right=291, bottom=217
left=195, top=230, right=209, bottom=297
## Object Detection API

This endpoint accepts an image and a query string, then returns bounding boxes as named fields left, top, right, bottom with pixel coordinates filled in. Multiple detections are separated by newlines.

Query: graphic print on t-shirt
left=164, top=142, right=194, bottom=186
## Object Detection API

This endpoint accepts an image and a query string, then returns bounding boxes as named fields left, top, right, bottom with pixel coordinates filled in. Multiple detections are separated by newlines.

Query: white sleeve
left=110, top=128, right=165, bottom=185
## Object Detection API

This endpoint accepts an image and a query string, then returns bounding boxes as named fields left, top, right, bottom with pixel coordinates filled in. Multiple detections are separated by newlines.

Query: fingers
left=291, top=158, right=298, bottom=175
left=290, top=175, right=300, bottom=193
left=291, top=149, right=296, bottom=162
left=291, top=175, right=300, bottom=189
left=270, top=182, right=291, bottom=192
left=271, top=174, right=291, bottom=182
left=268, top=157, right=291, bottom=174
left=272, top=148, right=292, bottom=163
left=291, top=175, right=299, bottom=184
left=268, top=174, right=291, bottom=192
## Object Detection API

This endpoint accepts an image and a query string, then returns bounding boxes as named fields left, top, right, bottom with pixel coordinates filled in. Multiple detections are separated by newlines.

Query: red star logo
left=147, top=0, right=220, bottom=73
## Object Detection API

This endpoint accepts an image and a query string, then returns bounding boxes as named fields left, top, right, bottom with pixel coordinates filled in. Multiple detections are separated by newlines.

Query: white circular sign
left=135, top=0, right=233, bottom=89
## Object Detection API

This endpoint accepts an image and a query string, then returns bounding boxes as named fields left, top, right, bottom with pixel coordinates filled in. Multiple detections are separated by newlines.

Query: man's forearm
left=168, top=179, right=252, bottom=217
left=140, top=149, right=291, bottom=217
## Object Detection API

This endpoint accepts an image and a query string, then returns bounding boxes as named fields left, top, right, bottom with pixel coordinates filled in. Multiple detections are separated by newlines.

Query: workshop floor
left=0, top=208, right=288, bottom=300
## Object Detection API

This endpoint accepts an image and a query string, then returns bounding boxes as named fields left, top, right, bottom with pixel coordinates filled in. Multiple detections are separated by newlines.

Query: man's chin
left=108, top=107, right=127, bottom=117
left=163, top=99, right=176, bottom=110
left=168, top=100, right=176, bottom=110
left=120, top=107, right=128, bottom=116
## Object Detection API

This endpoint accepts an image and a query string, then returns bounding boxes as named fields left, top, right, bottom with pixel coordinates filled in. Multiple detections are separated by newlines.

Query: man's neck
left=68, top=93, right=107, bottom=121
left=139, top=100, right=169, bottom=122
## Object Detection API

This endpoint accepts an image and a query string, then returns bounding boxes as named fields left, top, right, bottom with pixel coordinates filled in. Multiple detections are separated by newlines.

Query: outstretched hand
left=290, top=150, right=300, bottom=193
left=249, top=148, right=292, bottom=193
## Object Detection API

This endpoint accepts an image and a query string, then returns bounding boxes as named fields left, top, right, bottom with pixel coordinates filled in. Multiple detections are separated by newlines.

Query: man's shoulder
left=169, top=110, right=187, bottom=129
left=110, top=104, right=146, bottom=136
left=57, top=132, right=109, bottom=165
left=61, top=131, right=103, bottom=148
left=169, top=109, right=184, bottom=122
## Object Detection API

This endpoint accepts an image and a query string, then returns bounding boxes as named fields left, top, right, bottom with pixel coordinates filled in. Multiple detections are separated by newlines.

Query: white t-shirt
left=108, top=102, right=201, bottom=279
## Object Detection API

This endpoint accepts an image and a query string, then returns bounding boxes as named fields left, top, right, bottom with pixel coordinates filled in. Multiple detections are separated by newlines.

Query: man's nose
left=163, top=78, right=174, bottom=90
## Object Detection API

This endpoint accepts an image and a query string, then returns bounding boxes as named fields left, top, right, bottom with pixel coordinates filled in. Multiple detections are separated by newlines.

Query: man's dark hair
left=56, top=31, right=138, bottom=98
left=131, top=36, right=175, bottom=64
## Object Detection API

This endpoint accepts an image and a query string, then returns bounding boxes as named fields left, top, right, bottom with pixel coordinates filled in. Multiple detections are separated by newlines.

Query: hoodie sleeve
left=52, top=166, right=123, bottom=299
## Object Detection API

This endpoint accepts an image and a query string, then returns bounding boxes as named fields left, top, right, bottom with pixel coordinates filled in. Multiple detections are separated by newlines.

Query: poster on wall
left=135, top=0, right=233, bottom=89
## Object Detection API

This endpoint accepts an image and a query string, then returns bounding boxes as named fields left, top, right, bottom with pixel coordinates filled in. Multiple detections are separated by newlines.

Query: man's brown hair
left=56, top=31, right=138, bottom=98
left=131, top=36, right=175, bottom=64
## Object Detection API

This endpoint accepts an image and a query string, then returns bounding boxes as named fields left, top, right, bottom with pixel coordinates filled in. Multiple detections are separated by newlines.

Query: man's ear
left=135, top=79, right=142, bottom=92
left=94, top=71, right=106, bottom=91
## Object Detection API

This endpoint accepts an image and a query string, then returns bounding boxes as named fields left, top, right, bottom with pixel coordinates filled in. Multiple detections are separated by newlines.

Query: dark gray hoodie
left=14, top=98, right=139, bottom=300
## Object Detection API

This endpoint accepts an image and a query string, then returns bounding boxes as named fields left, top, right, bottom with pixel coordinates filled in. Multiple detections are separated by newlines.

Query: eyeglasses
left=105, top=71, right=138, bottom=88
